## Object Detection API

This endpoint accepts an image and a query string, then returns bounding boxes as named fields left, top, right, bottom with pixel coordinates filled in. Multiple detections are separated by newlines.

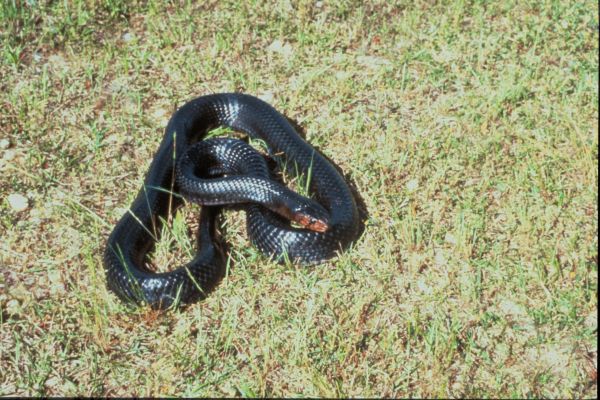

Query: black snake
left=103, top=93, right=359, bottom=309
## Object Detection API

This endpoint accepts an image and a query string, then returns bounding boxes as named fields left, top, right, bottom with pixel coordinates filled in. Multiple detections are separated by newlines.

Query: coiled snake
left=103, top=93, right=359, bottom=309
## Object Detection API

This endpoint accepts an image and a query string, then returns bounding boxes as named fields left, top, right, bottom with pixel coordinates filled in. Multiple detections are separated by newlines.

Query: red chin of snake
left=294, top=213, right=329, bottom=233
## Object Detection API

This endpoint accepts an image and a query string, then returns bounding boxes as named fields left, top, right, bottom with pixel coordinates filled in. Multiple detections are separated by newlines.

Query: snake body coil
left=103, top=93, right=359, bottom=309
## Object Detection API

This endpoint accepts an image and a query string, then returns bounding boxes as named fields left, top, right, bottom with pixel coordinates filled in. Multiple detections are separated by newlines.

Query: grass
left=0, top=0, right=597, bottom=397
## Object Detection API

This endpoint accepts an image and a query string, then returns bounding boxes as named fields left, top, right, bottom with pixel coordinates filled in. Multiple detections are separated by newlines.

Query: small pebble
left=445, top=232, right=457, bottom=245
left=268, top=40, right=293, bottom=57
left=6, top=299, right=21, bottom=316
left=7, top=193, right=29, bottom=211
left=406, top=179, right=419, bottom=192
left=3, top=149, right=16, bottom=161
left=258, top=91, right=274, bottom=103
left=0, top=138, right=10, bottom=149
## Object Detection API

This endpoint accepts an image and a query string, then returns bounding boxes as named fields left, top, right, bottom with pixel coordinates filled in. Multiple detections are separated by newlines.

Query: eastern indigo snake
left=103, top=93, right=359, bottom=309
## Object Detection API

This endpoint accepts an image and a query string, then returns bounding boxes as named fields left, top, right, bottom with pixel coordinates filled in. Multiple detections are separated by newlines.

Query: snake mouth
left=294, top=213, right=329, bottom=233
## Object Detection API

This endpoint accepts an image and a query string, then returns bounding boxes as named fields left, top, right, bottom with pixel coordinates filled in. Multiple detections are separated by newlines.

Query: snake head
left=293, top=212, right=329, bottom=233
left=269, top=186, right=330, bottom=233
left=288, top=199, right=330, bottom=233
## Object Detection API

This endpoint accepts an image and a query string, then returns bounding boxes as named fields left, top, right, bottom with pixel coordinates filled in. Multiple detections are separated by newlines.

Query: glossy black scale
left=103, top=93, right=359, bottom=309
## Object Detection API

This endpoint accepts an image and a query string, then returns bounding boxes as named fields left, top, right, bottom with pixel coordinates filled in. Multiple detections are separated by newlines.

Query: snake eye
left=307, top=217, right=329, bottom=233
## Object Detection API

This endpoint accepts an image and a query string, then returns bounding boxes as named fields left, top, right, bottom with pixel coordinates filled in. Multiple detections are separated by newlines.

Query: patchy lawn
left=1, top=0, right=597, bottom=397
